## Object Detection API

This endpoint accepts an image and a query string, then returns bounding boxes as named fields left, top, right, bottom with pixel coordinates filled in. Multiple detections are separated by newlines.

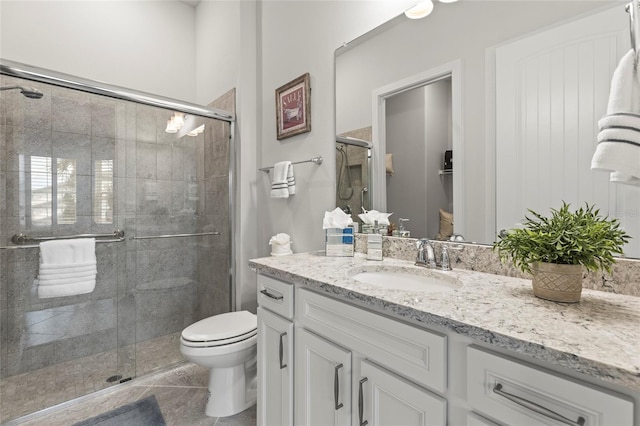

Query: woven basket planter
left=531, top=262, right=584, bottom=303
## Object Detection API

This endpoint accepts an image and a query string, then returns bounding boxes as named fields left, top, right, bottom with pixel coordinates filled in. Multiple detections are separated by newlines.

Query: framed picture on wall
left=275, top=73, right=311, bottom=140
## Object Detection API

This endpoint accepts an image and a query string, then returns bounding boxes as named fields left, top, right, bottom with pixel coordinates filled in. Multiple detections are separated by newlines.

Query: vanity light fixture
left=404, top=0, right=434, bottom=19
left=438, top=0, right=458, bottom=3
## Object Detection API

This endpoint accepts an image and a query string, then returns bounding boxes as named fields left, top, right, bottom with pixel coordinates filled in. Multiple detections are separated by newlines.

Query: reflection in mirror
left=335, top=134, right=371, bottom=224
left=335, top=1, right=634, bottom=252
left=385, top=77, right=452, bottom=240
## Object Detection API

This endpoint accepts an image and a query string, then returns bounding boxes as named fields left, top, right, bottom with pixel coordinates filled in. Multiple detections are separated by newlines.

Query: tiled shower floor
left=0, top=332, right=184, bottom=423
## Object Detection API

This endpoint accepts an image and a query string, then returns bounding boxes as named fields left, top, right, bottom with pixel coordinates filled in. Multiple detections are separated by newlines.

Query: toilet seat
left=181, top=311, right=257, bottom=348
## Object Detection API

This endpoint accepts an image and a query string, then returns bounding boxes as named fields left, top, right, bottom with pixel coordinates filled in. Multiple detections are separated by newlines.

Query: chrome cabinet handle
left=278, top=332, right=287, bottom=369
left=359, top=377, right=368, bottom=426
left=493, top=383, right=585, bottom=426
left=334, top=363, right=344, bottom=410
left=260, top=289, right=283, bottom=300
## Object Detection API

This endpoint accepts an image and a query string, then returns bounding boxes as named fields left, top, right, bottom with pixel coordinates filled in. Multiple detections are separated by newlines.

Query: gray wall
left=385, top=80, right=452, bottom=239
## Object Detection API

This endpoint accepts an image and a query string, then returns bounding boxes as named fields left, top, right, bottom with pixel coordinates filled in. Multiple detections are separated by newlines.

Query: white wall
left=0, top=1, right=196, bottom=101
left=257, top=0, right=414, bottom=256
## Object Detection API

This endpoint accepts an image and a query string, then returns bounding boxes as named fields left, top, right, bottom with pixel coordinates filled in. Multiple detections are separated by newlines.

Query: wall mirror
left=334, top=0, right=640, bottom=257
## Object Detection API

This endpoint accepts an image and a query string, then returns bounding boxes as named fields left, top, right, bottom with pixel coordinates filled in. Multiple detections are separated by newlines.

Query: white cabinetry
left=295, top=328, right=352, bottom=426
left=256, top=271, right=636, bottom=426
left=360, top=359, right=446, bottom=426
left=256, top=274, right=294, bottom=426
left=295, top=288, right=446, bottom=426
left=467, top=346, right=634, bottom=426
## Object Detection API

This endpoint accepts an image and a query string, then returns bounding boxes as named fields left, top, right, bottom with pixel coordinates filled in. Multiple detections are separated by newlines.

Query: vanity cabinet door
left=358, top=360, right=446, bottom=426
left=295, top=328, right=352, bottom=426
left=257, top=307, right=293, bottom=426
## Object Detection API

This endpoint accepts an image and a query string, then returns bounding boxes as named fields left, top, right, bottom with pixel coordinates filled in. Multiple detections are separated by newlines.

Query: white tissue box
left=325, top=227, right=354, bottom=257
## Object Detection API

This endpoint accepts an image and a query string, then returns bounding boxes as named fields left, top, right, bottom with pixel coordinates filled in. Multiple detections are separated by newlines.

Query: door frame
left=371, top=59, right=464, bottom=238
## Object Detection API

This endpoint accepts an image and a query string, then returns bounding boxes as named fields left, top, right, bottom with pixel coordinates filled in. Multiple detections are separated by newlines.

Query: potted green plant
left=493, top=202, right=630, bottom=302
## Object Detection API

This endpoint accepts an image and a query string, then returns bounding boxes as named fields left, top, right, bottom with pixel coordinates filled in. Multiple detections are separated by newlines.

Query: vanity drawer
left=257, top=274, right=294, bottom=319
left=467, top=346, right=634, bottom=426
left=297, top=288, right=447, bottom=393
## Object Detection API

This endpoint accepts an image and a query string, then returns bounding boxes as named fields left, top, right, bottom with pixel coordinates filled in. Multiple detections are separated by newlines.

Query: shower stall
left=0, top=60, right=235, bottom=422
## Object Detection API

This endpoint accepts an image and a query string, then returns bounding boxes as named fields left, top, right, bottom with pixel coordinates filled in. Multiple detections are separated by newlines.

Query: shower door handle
left=278, top=332, right=287, bottom=369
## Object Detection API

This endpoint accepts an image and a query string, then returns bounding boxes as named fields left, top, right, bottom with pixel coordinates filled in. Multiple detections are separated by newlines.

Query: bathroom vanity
left=251, top=252, right=640, bottom=426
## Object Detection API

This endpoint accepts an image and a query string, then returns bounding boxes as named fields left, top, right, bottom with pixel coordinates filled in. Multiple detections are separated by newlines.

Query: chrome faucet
left=416, top=239, right=436, bottom=268
left=416, top=239, right=452, bottom=271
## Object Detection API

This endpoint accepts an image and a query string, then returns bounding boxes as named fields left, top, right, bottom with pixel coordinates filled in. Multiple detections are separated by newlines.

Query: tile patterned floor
left=3, top=362, right=256, bottom=426
left=1, top=332, right=185, bottom=423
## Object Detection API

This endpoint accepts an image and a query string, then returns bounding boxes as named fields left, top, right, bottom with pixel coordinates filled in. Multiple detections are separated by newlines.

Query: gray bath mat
left=72, top=395, right=166, bottom=426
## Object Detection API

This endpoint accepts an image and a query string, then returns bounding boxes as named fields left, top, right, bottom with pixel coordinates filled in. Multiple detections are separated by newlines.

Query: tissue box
left=325, top=227, right=354, bottom=257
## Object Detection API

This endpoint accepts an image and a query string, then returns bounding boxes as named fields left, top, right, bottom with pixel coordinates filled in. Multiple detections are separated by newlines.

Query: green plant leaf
left=493, top=201, right=630, bottom=274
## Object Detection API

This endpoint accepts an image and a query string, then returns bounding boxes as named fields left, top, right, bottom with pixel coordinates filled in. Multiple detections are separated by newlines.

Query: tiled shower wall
left=0, top=76, right=233, bottom=385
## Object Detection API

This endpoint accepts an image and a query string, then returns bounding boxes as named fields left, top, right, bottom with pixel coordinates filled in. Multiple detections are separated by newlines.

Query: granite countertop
left=249, top=252, right=640, bottom=392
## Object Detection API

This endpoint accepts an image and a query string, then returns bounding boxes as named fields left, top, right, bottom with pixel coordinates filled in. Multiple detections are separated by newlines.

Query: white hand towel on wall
left=37, top=238, right=97, bottom=298
left=287, top=164, right=296, bottom=195
left=270, top=161, right=292, bottom=198
left=591, top=49, right=640, bottom=184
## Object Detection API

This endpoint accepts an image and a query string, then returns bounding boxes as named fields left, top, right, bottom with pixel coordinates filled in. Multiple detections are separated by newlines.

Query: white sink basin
left=348, top=265, right=462, bottom=293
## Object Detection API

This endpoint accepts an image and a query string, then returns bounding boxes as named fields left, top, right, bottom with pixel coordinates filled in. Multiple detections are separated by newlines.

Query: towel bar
left=130, top=231, right=220, bottom=240
left=259, top=156, right=323, bottom=172
left=1, top=230, right=125, bottom=249
left=9, top=230, right=125, bottom=245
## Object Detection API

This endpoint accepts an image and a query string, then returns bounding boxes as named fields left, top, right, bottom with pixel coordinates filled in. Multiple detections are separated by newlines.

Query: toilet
left=180, top=310, right=257, bottom=418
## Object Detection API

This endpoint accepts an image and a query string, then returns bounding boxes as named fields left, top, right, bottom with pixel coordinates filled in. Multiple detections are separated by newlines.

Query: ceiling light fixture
left=438, top=0, right=458, bottom=3
left=404, top=0, right=434, bottom=19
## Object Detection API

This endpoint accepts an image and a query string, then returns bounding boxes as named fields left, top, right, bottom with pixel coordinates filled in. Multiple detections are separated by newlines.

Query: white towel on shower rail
left=37, top=238, right=97, bottom=298
left=591, top=49, right=640, bottom=184
left=37, top=281, right=97, bottom=299
left=39, top=238, right=96, bottom=264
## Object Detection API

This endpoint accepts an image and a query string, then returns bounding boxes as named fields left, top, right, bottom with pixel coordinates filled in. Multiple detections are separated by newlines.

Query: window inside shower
left=0, top=74, right=234, bottom=422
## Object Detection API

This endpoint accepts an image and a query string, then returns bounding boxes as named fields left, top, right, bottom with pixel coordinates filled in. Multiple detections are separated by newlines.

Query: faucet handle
left=441, top=246, right=451, bottom=271
left=415, top=238, right=428, bottom=264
